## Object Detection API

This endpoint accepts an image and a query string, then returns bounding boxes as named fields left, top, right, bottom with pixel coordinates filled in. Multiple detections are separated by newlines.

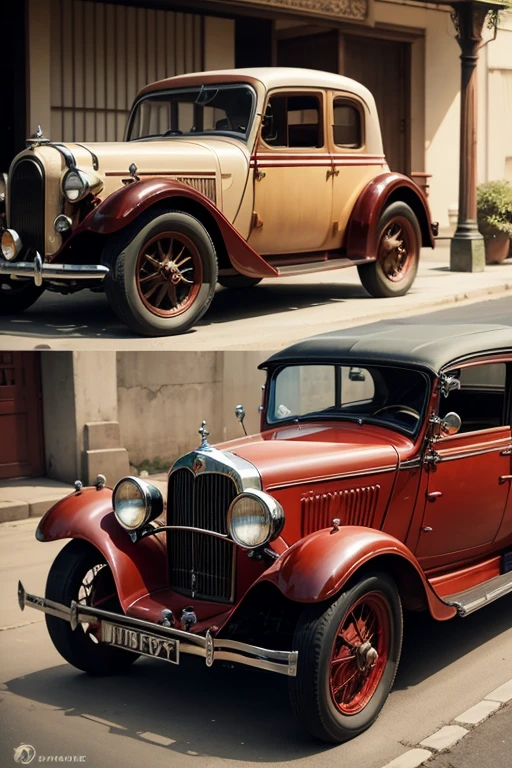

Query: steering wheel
left=162, top=129, right=183, bottom=137
left=371, top=404, right=420, bottom=420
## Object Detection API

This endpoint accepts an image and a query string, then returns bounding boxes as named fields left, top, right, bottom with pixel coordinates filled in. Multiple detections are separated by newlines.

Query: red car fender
left=344, top=172, right=436, bottom=261
left=36, top=487, right=167, bottom=613
left=84, top=178, right=278, bottom=279
left=259, top=526, right=456, bottom=621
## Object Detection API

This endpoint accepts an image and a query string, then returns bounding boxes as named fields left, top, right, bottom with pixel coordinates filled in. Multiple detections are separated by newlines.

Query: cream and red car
left=0, top=68, right=436, bottom=336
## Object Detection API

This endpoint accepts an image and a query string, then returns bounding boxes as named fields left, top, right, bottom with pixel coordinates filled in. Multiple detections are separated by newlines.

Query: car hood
left=218, top=422, right=404, bottom=490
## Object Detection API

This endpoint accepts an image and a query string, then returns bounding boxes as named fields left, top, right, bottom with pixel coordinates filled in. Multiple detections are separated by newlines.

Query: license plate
left=100, top=621, right=180, bottom=664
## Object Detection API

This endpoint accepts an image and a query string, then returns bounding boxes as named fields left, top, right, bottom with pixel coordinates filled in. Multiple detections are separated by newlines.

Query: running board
left=445, top=570, right=512, bottom=616
left=275, top=258, right=365, bottom=277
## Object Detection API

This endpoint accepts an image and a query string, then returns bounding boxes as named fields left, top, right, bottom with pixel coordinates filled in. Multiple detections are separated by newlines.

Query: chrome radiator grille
left=9, top=158, right=45, bottom=257
left=167, top=468, right=238, bottom=602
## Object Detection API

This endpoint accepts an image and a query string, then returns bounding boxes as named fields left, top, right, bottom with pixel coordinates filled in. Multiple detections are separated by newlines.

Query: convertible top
left=260, top=324, right=512, bottom=375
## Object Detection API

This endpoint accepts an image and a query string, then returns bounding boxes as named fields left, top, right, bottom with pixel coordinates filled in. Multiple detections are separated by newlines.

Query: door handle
left=426, top=491, right=443, bottom=502
left=499, top=475, right=512, bottom=484
left=500, top=447, right=512, bottom=456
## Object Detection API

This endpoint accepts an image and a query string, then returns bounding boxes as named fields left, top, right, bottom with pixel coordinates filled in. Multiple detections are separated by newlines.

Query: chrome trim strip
left=399, top=458, right=422, bottom=470
left=18, top=582, right=298, bottom=677
left=0, top=255, right=109, bottom=283
left=267, top=464, right=397, bottom=492
left=145, top=524, right=232, bottom=541
left=169, top=445, right=262, bottom=494
left=436, top=443, right=511, bottom=463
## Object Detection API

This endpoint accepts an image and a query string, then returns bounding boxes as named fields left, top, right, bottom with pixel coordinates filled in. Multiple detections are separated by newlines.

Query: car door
left=415, top=361, right=511, bottom=569
left=247, top=89, right=333, bottom=256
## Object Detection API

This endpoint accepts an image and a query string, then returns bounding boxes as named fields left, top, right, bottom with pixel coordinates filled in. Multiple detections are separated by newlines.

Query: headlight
left=1, top=229, right=22, bottom=261
left=113, top=476, right=164, bottom=531
left=0, top=173, right=7, bottom=205
left=228, top=489, right=284, bottom=550
left=62, top=168, right=103, bottom=202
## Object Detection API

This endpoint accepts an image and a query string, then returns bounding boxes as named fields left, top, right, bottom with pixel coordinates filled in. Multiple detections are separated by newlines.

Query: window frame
left=259, top=87, right=327, bottom=152
left=332, top=96, right=364, bottom=150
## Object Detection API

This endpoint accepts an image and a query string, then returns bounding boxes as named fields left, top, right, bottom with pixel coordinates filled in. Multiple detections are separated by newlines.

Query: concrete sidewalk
left=0, top=473, right=169, bottom=525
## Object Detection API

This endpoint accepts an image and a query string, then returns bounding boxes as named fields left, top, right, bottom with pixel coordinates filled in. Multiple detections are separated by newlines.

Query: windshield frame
left=126, top=83, right=258, bottom=143
left=265, top=361, right=432, bottom=437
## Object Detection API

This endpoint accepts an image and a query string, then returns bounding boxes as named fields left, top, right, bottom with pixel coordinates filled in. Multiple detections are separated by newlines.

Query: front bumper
left=18, top=582, right=298, bottom=677
left=0, top=252, right=109, bottom=287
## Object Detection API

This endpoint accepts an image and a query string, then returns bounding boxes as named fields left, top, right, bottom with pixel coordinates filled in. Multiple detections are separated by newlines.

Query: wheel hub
left=355, top=640, right=379, bottom=672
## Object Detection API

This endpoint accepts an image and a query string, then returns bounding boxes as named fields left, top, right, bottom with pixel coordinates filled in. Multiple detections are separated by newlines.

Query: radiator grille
left=167, top=468, right=237, bottom=602
left=9, top=158, right=45, bottom=256
left=175, top=177, right=216, bottom=203
left=302, top=485, right=381, bottom=536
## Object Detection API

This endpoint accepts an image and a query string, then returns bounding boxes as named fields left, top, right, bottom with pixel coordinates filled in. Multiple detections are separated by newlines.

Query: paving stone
left=454, top=699, right=501, bottom=725
left=381, top=749, right=432, bottom=768
left=419, top=725, right=469, bottom=751
left=485, top=679, right=512, bottom=703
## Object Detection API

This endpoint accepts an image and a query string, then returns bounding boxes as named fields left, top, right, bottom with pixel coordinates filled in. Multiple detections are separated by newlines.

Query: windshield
left=268, top=364, right=429, bottom=434
left=127, top=84, right=256, bottom=141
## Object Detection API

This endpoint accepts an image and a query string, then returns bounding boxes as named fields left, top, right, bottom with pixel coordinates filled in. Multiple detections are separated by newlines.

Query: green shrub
left=477, top=180, right=512, bottom=238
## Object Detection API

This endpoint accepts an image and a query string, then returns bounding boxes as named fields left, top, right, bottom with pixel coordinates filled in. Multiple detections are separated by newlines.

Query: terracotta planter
left=485, top=234, right=510, bottom=264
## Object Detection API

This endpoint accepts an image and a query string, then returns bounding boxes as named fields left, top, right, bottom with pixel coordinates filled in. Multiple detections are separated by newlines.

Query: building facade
left=4, top=0, right=512, bottom=231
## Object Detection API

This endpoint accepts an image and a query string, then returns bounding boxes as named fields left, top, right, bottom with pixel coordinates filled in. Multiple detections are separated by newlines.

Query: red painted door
left=0, top=352, right=45, bottom=479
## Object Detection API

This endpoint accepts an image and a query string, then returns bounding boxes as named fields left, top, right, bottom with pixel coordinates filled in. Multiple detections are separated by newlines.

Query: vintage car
left=18, top=323, right=512, bottom=743
left=0, top=68, right=437, bottom=336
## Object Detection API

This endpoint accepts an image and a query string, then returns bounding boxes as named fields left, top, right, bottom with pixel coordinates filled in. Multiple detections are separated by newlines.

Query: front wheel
left=0, top=277, right=44, bottom=315
left=103, top=210, right=218, bottom=336
left=357, top=201, right=421, bottom=297
left=45, top=539, right=137, bottom=675
left=289, top=572, right=402, bottom=743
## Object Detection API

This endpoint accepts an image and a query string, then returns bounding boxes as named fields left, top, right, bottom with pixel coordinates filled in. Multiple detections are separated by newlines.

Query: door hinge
left=326, top=167, right=340, bottom=180
left=255, top=168, right=266, bottom=181
left=424, top=450, right=441, bottom=467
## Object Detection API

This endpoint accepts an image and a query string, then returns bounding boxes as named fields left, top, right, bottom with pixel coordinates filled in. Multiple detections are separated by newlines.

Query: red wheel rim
left=78, top=564, right=117, bottom=642
left=329, top=592, right=391, bottom=715
left=377, top=217, right=418, bottom=284
left=136, top=232, right=203, bottom=318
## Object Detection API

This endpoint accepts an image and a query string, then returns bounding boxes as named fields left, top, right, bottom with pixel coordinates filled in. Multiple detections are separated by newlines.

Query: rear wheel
left=218, top=275, right=262, bottom=289
left=289, top=572, right=402, bottom=743
left=0, top=277, right=44, bottom=315
left=103, top=210, right=218, bottom=336
left=357, top=201, right=421, bottom=298
left=45, top=539, right=137, bottom=675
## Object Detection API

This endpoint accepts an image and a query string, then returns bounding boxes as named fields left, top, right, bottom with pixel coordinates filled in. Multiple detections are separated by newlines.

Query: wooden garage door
left=0, top=353, right=45, bottom=479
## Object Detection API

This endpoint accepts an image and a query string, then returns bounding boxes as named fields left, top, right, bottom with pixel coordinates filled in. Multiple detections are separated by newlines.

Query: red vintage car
left=18, top=323, right=512, bottom=742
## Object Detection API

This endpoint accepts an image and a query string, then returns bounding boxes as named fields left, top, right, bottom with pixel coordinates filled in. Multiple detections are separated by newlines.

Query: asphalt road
left=1, top=248, right=512, bottom=350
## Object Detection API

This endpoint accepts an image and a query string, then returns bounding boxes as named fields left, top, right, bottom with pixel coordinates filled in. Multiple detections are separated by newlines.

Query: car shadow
left=4, top=594, right=511, bottom=762
left=0, top=281, right=368, bottom=340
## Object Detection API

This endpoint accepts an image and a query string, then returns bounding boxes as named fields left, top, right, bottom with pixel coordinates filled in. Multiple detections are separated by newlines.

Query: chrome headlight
left=1, top=229, right=22, bottom=261
left=228, top=489, right=284, bottom=550
left=0, top=173, right=7, bottom=205
left=62, top=168, right=103, bottom=202
left=112, top=476, right=164, bottom=531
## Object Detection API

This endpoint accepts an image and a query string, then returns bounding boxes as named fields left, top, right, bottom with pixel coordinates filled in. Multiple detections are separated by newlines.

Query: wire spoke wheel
left=377, top=217, right=416, bottom=284
left=136, top=232, right=203, bottom=318
left=329, top=592, right=390, bottom=715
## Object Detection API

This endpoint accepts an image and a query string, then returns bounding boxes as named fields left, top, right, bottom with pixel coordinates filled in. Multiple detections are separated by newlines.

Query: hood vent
left=176, top=176, right=216, bottom=204
left=301, top=484, right=381, bottom=536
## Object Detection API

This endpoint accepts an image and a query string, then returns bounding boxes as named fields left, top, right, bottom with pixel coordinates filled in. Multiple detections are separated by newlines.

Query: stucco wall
left=482, top=12, right=512, bottom=183
left=116, top=351, right=267, bottom=467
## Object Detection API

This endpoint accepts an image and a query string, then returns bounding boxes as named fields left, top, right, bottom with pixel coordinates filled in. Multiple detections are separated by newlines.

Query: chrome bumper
left=17, top=582, right=298, bottom=677
left=0, top=252, right=109, bottom=287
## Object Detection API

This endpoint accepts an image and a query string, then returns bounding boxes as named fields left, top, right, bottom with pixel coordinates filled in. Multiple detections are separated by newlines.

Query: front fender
left=345, top=172, right=435, bottom=260
left=87, top=179, right=278, bottom=279
left=36, top=487, right=167, bottom=613
left=259, top=526, right=456, bottom=621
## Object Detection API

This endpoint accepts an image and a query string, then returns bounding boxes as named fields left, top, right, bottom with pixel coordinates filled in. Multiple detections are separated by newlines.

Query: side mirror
left=441, top=412, right=461, bottom=436
left=349, top=367, right=366, bottom=382
left=235, top=404, right=247, bottom=436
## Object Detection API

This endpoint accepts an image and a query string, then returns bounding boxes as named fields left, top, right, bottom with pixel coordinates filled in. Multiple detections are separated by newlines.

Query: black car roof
left=260, top=324, right=512, bottom=375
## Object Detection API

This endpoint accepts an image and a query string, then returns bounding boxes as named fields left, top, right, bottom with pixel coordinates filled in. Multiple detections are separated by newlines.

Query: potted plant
left=477, top=180, right=512, bottom=264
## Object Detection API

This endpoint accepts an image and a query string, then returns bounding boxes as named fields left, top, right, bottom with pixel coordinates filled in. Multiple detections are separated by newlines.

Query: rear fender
left=84, top=179, right=277, bottom=279
left=345, top=172, right=435, bottom=260
left=259, top=526, right=456, bottom=621
left=36, top=487, right=167, bottom=613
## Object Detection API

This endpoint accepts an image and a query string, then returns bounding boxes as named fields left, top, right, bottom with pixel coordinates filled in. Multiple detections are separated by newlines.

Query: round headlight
left=112, top=476, right=164, bottom=531
left=1, top=229, right=22, bottom=261
left=228, top=489, right=284, bottom=550
left=62, top=168, right=103, bottom=202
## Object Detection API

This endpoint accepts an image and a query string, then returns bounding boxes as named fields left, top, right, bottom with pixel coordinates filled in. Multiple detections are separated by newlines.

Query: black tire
left=289, top=572, right=402, bottom=743
left=103, top=209, right=218, bottom=336
left=357, top=201, right=421, bottom=298
left=45, top=539, right=137, bottom=675
left=0, top=278, right=44, bottom=315
left=218, top=275, right=262, bottom=289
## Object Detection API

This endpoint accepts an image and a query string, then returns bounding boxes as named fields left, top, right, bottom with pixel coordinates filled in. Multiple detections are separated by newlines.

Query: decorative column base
left=450, top=233, right=485, bottom=272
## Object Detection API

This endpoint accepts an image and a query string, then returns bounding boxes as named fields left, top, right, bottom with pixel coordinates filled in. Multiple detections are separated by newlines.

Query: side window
left=439, top=363, right=507, bottom=433
left=262, top=94, right=322, bottom=149
left=333, top=98, right=362, bottom=149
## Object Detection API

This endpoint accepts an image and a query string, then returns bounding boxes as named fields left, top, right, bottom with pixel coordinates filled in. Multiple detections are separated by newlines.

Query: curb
left=380, top=679, right=512, bottom=768
left=0, top=494, right=69, bottom=524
